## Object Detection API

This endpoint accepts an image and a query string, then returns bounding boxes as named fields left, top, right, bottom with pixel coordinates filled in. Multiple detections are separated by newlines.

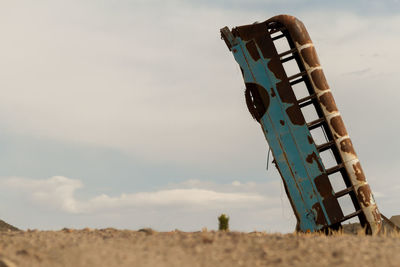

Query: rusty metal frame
left=221, top=15, right=382, bottom=234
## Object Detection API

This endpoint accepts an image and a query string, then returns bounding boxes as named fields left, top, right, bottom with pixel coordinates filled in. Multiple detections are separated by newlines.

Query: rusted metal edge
left=221, top=20, right=345, bottom=232
left=265, top=14, right=382, bottom=234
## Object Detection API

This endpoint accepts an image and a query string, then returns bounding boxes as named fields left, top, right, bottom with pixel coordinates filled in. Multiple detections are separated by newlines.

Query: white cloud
left=2, top=176, right=82, bottom=213
left=0, top=176, right=295, bottom=232
left=0, top=176, right=267, bottom=213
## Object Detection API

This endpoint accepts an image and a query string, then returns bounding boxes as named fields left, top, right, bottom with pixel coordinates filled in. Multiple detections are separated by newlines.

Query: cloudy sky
left=0, top=0, right=399, bottom=232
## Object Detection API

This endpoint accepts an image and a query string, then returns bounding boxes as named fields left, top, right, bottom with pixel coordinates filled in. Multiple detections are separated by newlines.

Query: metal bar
left=297, top=94, right=316, bottom=105
left=316, top=140, right=335, bottom=152
left=281, top=55, right=295, bottom=63
left=290, top=78, right=304, bottom=86
left=272, top=33, right=285, bottom=41
left=278, top=48, right=297, bottom=58
left=307, top=117, right=325, bottom=130
left=288, top=71, right=307, bottom=81
left=269, top=27, right=286, bottom=35
left=334, top=186, right=354, bottom=198
left=339, top=209, right=363, bottom=223
left=326, top=163, right=345, bottom=175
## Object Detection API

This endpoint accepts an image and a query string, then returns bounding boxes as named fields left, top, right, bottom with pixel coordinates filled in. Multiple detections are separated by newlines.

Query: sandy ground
left=0, top=228, right=400, bottom=267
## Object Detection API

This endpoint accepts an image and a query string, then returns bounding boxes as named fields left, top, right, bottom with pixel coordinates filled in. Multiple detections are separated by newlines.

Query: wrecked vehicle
left=220, top=15, right=393, bottom=234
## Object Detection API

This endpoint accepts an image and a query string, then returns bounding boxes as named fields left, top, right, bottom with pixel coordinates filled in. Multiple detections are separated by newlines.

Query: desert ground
left=0, top=222, right=400, bottom=267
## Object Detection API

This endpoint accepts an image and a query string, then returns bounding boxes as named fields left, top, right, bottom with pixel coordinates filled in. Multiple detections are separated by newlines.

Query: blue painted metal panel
left=221, top=26, right=343, bottom=232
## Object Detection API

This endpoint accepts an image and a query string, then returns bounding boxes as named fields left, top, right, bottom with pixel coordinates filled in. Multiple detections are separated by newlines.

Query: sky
left=0, top=0, right=399, bottom=232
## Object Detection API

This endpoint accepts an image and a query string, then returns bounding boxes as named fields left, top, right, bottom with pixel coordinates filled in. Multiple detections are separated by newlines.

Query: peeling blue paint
left=225, top=32, right=336, bottom=232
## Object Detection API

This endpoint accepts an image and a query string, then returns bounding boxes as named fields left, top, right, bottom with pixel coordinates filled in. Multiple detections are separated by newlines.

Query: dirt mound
left=0, top=220, right=19, bottom=232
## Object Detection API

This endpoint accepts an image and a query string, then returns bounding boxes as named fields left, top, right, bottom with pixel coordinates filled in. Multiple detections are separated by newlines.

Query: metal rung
left=307, top=117, right=325, bottom=130
left=272, top=33, right=285, bottom=41
left=278, top=48, right=297, bottom=58
left=297, top=94, right=316, bottom=107
left=299, top=100, right=313, bottom=109
left=326, top=163, right=345, bottom=175
left=316, top=140, right=335, bottom=152
left=290, top=78, right=304, bottom=86
left=288, top=71, right=307, bottom=81
left=334, top=186, right=354, bottom=198
left=269, top=27, right=286, bottom=35
left=339, top=209, right=362, bottom=223
left=281, top=55, right=295, bottom=63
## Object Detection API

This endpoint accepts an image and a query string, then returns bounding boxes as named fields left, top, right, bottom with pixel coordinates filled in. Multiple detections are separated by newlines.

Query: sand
left=0, top=228, right=400, bottom=267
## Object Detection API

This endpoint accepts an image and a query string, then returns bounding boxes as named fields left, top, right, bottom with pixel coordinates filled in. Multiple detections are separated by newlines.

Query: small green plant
left=218, top=214, right=229, bottom=231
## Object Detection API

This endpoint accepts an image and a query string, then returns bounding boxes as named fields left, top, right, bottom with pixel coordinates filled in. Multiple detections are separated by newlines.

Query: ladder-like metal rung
left=288, top=71, right=307, bottom=81
left=334, top=186, right=354, bottom=198
left=269, top=26, right=286, bottom=35
left=290, top=77, right=304, bottom=86
left=272, top=33, right=285, bottom=41
left=279, top=48, right=297, bottom=58
left=326, top=163, right=345, bottom=175
left=316, top=140, right=335, bottom=152
left=298, top=94, right=317, bottom=108
left=281, top=55, right=295, bottom=63
left=307, top=117, right=325, bottom=130
left=339, top=209, right=363, bottom=223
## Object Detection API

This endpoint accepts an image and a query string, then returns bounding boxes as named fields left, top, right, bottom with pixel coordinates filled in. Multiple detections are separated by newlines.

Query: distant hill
left=0, top=219, right=19, bottom=231
left=390, top=215, right=400, bottom=227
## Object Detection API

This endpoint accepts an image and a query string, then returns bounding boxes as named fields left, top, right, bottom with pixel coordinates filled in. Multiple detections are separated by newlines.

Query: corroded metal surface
left=221, top=14, right=382, bottom=234
left=221, top=20, right=344, bottom=233
left=266, top=15, right=382, bottom=234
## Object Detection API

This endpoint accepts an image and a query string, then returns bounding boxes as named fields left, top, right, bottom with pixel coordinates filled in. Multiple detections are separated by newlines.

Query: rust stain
left=254, top=34, right=277, bottom=59
left=318, top=92, right=338, bottom=113
left=245, top=83, right=270, bottom=121
left=310, top=69, right=329, bottom=91
left=352, top=162, right=366, bottom=182
left=286, top=105, right=305, bottom=125
left=300, top=46, right=320, bottom=68
left=275, top=81, right=297, bottom=103
left=266, top=15, right=311, bottom=46
left=330, top=116, right=348, bottom=137
left=305, top=152, right=324, bottom=172
left=280, top=120, right=285, bottom=126
left=307, top=135, right=313, bottom=144
left=339, top=138, right=356, bottom=155
left=232, top=24, right=258, bottom=41
left=312, top=202, right=327, bottom=226
left=314, top=174, right=333, bottom=197
left=323, top=197, right=344, bottom=224
left=245, top=40, right=261, bottom=61
left=371, top=207, right=382, bottom=223
left=234, top=23, right=278, bottom=60
left=357, top=185, right=372, bottom=207
left=268, top=58, right=287, bottom=82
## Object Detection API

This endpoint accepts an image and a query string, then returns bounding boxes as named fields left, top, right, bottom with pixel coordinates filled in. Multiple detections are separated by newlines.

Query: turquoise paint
left=228, top=36, right=334, bottom=232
